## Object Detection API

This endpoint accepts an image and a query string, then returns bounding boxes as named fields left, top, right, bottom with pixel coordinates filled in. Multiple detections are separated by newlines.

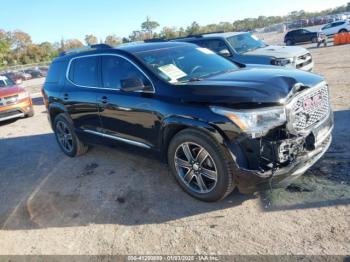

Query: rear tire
left=167, top=129, right=235, bottom=202
left=311, top=37, right=317, bottom=43
left=53, top=114, right=88, bottom=157
left=286, top=39, right=294, bottom=46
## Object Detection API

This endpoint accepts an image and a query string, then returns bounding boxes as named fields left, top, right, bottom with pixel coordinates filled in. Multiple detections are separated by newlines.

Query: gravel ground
left=0, top=43, right=349, bottom=255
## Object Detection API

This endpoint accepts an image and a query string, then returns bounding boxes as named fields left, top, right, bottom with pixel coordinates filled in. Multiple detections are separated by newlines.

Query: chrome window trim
left=65, top=53, right=155, bottom=93
left=83, top=129, right=151, bottom=149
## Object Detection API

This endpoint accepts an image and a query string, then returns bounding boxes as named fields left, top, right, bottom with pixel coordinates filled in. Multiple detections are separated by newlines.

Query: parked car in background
left=24, top=69, right=44, bottom=78
left=176, top=32, right=314, bottom=71
left=321, top=20, right=350, bottom=35
left=17, top=71, right=32, bottom=80
left=0, top=75, right=34, bottom=121
left=284, top=29, right=320, bottom=45
left=2, top=72, right=23, bottom=84
left=43, top=43, right=332, bottom=201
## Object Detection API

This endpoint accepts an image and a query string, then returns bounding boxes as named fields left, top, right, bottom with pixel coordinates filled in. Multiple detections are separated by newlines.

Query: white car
left=320, top=20, right=350, bottom=36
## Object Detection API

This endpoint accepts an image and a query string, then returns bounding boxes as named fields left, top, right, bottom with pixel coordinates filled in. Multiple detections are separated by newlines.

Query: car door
left=300, top=29, right=312, bottom=42
left=96, top=54, right=159, bottom=149
left=321, top=23, right=333, bottom=35
left=64, top=55, right=102, bottom=134
left=292, top=30, right=303, bottom=43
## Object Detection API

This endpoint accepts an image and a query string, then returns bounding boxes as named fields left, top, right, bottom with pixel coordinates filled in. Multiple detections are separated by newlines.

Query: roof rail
left=59, top=44, right=112, bottom=56
left=187, top=31, right=225, bottom=38
left=166, top=31, right=226, bottom=41
left=144, top=38, right=168, bottom=43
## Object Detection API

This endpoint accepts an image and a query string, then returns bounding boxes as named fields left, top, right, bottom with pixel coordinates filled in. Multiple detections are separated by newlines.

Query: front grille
left=288, top=83, right=330, bottom=133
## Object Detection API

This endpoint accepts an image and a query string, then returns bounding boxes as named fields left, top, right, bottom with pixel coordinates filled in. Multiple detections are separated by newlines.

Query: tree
left=84, top=34, right=98, bottom=45
left=129, top=30, right=147, bottom=42
left=186, top=22, right=201, bottom=35
left=64, top=39, right=84, bottom=50
left=10, top=30, right=32, bottom=50
left=141, top=16, right=160, bottom=38
left=160, top=27, right=178, bottom=39
left=347, top=2, right=350, bottom=11
left=105, top=34, right=122, bottom=46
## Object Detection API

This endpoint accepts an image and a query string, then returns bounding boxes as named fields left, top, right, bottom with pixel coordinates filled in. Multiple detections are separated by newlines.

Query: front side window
left=0, top=77, right=14, bottom=87
left=69, top=56, right=98, bottom=87
left=227, top=33, right=267, bottom=54
left=135, top=45, right=239, bottom=84
left=198, top=40, right=231, bottom=54
left=101, top=55, right=150, bottom=90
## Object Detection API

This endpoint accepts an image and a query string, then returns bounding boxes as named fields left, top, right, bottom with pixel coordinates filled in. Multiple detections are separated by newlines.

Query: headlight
left=271, top=58, right=292, bottom=66
left=17, top=91, right=30, bottom=100
left=210, top=106, right=286, bottom=138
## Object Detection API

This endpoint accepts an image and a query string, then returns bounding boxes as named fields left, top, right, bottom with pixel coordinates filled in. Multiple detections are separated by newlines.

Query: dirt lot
left=0, top=43, right=349, bottom=255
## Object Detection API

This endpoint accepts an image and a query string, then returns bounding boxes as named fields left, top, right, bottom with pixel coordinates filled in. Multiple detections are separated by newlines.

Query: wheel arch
left=160, top=116, right=228, bottom=162
left=48, top=103, right=70, bottom=128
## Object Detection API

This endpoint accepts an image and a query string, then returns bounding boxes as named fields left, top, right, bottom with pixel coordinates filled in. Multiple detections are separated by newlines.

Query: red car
left=0, top=76, right=34, bottom=122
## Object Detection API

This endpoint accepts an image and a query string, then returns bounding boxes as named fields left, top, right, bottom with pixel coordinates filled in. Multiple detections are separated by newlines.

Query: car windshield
left=0, top=77, right=15, bottom=88
left=135, top=45, right=239, bottom=84
left=227, top=33, right=267, bottom=54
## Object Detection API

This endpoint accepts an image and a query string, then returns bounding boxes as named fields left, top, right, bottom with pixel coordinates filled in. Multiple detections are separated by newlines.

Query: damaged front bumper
left=230, top=110, right=334, bottom=194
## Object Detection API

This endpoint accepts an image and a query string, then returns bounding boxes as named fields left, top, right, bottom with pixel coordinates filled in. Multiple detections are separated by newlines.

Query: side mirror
left=218, top=49, right=231, bottom=57
left=120, top=77, right=152, bottom=92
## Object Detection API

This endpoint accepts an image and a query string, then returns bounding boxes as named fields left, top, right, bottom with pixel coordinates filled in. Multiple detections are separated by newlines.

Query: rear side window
left=46, top=61, right=65, bottom=83
left=68, top=56, right=99, bottom=87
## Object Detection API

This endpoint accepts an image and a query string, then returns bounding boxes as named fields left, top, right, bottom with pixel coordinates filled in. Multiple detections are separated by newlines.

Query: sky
left=0, top=0, right=348, bottom=43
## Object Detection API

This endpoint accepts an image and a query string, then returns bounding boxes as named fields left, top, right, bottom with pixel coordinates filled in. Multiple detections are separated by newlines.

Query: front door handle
left=98, top=96, right=108, bottom=104
left=63, top=93, right=69, bottom=100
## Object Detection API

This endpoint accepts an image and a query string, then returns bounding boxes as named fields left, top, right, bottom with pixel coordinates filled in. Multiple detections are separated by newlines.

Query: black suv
left=43, top=43, right=333, bottom=202
left=284, top=29, right=319, bottom=46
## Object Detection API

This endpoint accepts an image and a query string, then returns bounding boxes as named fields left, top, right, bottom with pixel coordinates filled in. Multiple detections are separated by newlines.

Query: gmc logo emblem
left=303, top=94, right=322, bottom=110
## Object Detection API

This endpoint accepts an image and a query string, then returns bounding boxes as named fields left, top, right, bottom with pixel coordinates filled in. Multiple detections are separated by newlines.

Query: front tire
left=53, top=114, right=88, bottom=157
left=311, top=37, right=317, bottom=43
left=339, top=29, right=348, bottom=33
left=168, top=129, right=235, bottom=202
left=26, top=106, right=34, bottom=117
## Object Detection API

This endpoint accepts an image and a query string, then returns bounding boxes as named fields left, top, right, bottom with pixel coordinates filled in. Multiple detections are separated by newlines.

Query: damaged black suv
left=43, top=42, right=333, bottom=202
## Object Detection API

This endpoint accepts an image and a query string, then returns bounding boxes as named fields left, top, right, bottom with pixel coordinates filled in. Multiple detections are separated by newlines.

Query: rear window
left=68, top=56, right=99, bottom=87
left=46, top=61, right=66, bottom=83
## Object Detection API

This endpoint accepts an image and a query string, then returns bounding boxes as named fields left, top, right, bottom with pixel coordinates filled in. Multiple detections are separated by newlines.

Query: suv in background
left=284, top=29, right=319, bottom=45
left=43, top=43, right=333, bottom=202
left=321, top=20, right=350, bottom=35
left=0, top=75, right=34, bottom=121
left=176, top=32, right=314, bottom=71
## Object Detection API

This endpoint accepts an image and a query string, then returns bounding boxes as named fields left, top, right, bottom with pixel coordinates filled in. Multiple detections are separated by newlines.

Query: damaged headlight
left=210, top=106, right=286, bottom=138
left=271, top=58, right=293, bottom=66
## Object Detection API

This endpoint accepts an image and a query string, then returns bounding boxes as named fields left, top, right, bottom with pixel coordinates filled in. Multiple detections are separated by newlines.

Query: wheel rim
left=56, top=120, right=73, bottom=153
left=174, top=142, right=218, bottom=194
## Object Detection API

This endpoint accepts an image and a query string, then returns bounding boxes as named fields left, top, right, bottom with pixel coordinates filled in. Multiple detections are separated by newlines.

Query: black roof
left=117, top=41, right=193, bottom=53
left=54, top=42, right=194, bottom=62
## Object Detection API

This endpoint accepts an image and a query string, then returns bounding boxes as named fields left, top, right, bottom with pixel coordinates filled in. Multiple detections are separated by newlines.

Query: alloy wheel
left=56, top=120, right=74, bottom=153
left=174, top=142, right=218, bottom=194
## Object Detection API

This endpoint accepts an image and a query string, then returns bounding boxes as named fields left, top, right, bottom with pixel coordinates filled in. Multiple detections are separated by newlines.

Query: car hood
left=0, top=86, right=24, bottom=97
left=244, top=45, right=309, bottom=58
left=178, top=68, right=324, bottom=105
